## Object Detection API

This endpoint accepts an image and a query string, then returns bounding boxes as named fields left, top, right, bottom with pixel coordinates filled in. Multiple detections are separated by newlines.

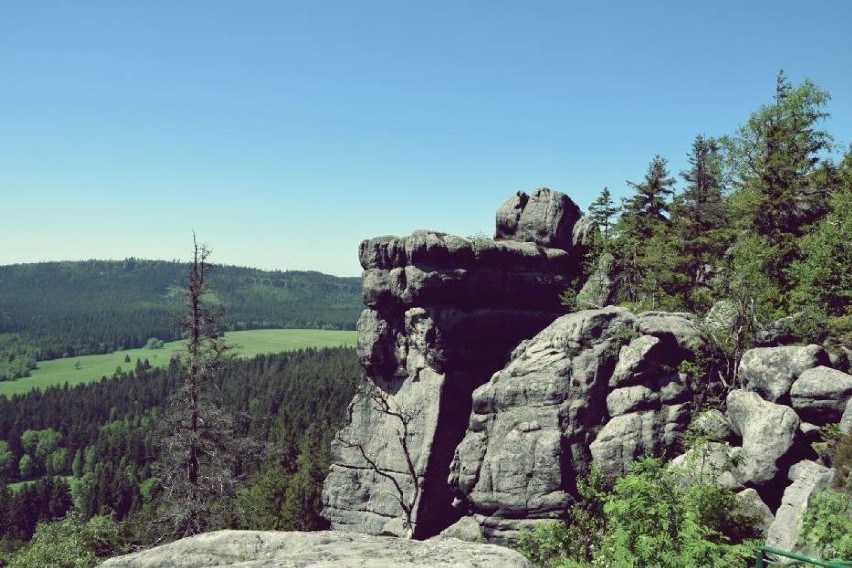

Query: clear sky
left=1, top=1, right=850, bottom=276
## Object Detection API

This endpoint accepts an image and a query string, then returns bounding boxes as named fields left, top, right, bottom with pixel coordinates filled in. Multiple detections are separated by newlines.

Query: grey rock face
left=765, top=461, right=835, bottom=552
left=841, top=398, right=852, bottom=435
left=450, top=307, right=712, bottom=539
left=691, top=409, right=735, bottom=443
left=739, top=345, right=829, bottom=403
left=790, top=366, right=852, bottom=424
left=726, top=390, right=800, bottom=486
left=669, top=442, right=745, bottom=490
left=324, top=196, right=586, bottom=538
left=737, top=488, right=775, bottom=537
left=576, top=252, right=615, bottom=309
left=704, top=299, right=738, bottom=332
left=495, top=188, right=582, bottom=250
left=98, top=530, right=531, bottom=568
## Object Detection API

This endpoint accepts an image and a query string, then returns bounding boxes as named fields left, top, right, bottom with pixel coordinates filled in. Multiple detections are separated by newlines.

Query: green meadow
left=0, top=329, right=356, bottom=398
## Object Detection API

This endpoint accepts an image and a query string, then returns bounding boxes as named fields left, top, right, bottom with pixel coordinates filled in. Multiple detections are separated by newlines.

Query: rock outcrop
left=98, top=530, right=531, bottom=568
left=321, top=189, right=852, bottom=551
left=322, top=189, right=591, bottom=538
left=449, top=307, right=714, bottom=539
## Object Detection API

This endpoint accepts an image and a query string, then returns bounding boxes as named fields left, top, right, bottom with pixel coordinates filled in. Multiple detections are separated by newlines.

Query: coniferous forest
left=574, top=72, right=849, bottom=360
left=0, top=347, right=359, bottom=550
left=0, top=260, right=361, bottom=380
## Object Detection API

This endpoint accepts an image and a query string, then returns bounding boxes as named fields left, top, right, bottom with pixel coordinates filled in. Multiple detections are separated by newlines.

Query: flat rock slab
left=99, top=530, right=531, bottom=568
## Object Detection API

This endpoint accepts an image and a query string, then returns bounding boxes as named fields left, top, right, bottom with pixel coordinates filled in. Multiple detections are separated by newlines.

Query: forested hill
left=0, top=259, right=361, bottom=367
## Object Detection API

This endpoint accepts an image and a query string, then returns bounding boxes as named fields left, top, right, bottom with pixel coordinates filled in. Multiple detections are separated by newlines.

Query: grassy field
left=0, top=329, right=356, bottom=398
left=7, top=476, right=73, bottom=494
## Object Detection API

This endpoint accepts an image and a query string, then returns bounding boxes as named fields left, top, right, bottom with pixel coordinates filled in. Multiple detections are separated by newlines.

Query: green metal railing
left=755, top=546, right=852, bottom=567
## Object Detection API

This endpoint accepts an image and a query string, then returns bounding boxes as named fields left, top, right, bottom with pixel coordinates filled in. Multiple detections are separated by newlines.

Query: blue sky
left=1, top=1, right=850, bottom=276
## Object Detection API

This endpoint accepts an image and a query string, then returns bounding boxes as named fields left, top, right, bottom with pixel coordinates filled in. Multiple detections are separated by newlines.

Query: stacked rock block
left=449, top=306, right=713, bottom=539
left=321, top=189, right=592, bottom=538
left=669, top=344, right=852, bottom=551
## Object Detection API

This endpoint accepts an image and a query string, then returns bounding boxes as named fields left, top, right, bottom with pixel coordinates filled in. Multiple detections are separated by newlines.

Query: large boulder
left=737, top=488, right=775, bottom=537
left=725, top=390, right=800, bottom=486
left=765, top=461, right=835, bottom=553
left=98, top=530, right=531, bottom=568
left=495, top=188, right=582, bottom=250
left=450, top=307, right=714, bottom=539
left=690, top=409, right=735, bottom=443
left=790, top=366, right=852, bottom=425
left=669, top=442, right=745, bottom=490
left=738, top=345, right=829, bottom=403
left=575, top=252, right=615, bottom=308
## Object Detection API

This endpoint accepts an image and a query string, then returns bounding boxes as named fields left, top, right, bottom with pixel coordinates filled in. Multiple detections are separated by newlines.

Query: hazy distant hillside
left=0, top=259, right=362, bottom=374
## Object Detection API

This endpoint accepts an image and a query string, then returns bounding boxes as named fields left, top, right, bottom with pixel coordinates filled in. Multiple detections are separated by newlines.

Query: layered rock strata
left=322, top=189, right=589, bottom=538
left=449, top=307, right=713, bottom=539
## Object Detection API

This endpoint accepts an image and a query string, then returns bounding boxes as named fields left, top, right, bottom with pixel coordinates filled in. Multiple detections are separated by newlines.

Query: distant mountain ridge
left=0, top=259, right=362, bottom=372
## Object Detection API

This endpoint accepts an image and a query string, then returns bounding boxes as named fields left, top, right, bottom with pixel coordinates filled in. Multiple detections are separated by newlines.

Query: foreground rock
left=98, top=530, right=530, bottom=568
left=726, top=390, right=800, bottom=486
left=790, top=366, right=852, bottom=424
left=765, top=461, right=835, bottom=553
left=450, top=307, right=715, bottom=539
left=322, top=189, right=590, bottom=538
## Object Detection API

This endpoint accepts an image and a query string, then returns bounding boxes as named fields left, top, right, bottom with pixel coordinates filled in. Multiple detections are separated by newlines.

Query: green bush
left=516, top=458, right=759, bottom=568
left=799, top=489, right=852, bottom=561
left=0, top=514, right=127, bottom=568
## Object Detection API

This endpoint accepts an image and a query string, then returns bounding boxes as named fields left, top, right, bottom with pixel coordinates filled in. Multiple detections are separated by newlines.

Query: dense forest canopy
left=579, top=72, right=850, bottom=364
left=0, top=260, right=361, bottom=380
left=0, top=347, right=359, bottom=546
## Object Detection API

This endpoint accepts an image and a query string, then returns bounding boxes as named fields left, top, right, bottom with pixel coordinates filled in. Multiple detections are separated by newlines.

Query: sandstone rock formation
left=449, top=307, right=714, bottom=539
left=738, top=344, right=830, bottom=403
left=321, top=188, right=852, bottom=551
left=98, top=530, right=531, bottom=568
left=322, top=189, right=591, bottom=538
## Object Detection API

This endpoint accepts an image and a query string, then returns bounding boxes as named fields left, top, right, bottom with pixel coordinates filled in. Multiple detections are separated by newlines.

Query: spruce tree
left=588, top=187, right=619, bottom=240
left=622, top=155, right=676, bottom=239
left=725, top=71, right=832, bottom=308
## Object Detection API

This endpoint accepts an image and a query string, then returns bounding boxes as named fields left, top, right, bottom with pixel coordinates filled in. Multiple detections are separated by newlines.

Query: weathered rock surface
left=98, top=530, right=531, bottom=568
left=790, top=366, right=852, bottom=424
left=323, top=190, right=588, bottom=538
left=737, top=488, right=775, bottom=537
left=765, top=461, right=835, bottom=553
left=495, top=188, right=582, bottom=250
left=739, top=345, right=829, bottom=403
left=726, top=390, right=800, bottom=486
left=450, top=307, right=713, bottom=539
left=575, top=252, right=614, bottom=308
left=690, top=409, right=735, bottom=443
left=704, top=299, right=738, bottom=332
left=670, top=442, right=744, bottom=490
left=841, top=398, right=852, bottom=435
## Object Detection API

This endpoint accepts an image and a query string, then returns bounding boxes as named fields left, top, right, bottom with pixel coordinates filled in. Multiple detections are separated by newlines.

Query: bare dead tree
left=155, top=235, right=257, bottom=539
left=336, top=379, right=422, bottom=538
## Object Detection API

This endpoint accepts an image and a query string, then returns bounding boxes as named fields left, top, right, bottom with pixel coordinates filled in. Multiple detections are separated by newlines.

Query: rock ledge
left=99, top=530, right=531, bottom=568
